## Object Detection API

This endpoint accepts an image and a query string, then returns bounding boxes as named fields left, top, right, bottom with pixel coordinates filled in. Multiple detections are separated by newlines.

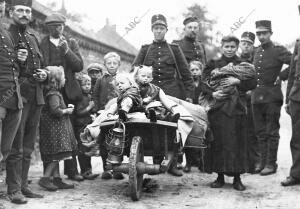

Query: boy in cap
left=6, top=0, right=48, bottom=204
left=252, top=20, right=292, bottom=175
left=86, top=63, right=105, bottom=94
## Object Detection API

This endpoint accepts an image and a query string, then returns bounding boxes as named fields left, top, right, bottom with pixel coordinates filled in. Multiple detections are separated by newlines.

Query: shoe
left=101, top=170, right=113, bottom=180
left=260, top=164, right=277, bottom=176
left=68, top=174, right=84, bottom=182
left=177, top=163, right=183, bottom=170
left=113, top=172, right=124, bottom=180
left=233, top=179, right=246, bottom=191
left=183, top=164, right=191, bottom=173
left=118, top=109, right=128, bottom=122
left=53, top=177, right=74, bottom=189
left=21, top=187, right=44, bottom=198
left=253, top=163, right=264, bottom=174
left=148, top=109, right=157, bottom=122
left=170, top=113, right=180, bottom=123
left=281, top=176, right=300, bottom=186
left=210, top=177, right=225, bottom=188
left=38, top=177, right=58, bottom=191
left=168, top=166, right=183, bottom=176
left=8, top=191, right=28, bottom=204
left=82, top=171, right=99, bottom=180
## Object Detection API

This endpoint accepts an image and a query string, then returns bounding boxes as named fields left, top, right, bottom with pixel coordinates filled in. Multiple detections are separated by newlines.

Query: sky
left=38, top=0, right=300, bottom=49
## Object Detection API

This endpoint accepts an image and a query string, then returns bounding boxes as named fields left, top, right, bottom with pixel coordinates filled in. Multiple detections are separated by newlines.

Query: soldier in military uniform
left=133, top=14, right=195, bottom=176
left=281, top=5, right=300, bottom=187
left=172, top=16, right=207, bottom=171
left=0, top=0, right=26, bottom=163
left=133, top=14, right=194, bottom=102
left=252, top=20, right=292, bottom=176
left=5, top=0, right=48, bottom=204
left=172, top=16, right=207, bottom=65
left=239, top=31, right=260, bottom=173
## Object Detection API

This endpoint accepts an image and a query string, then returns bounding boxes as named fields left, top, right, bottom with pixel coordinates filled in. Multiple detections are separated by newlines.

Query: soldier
left=240, top=31, right=260, bottom=173
left=281, top=5, right=300, bottom=186
left=252, top=20, right=292, bottom=176
left=133, top=14, right=194, bottom=103
left=5, top=0, right=48, bottom=204
left=39, top=13, right=84, bottom=182
left=172, top=16, right=207, bottom=171
left=172, top=16, right=207, bottom=65
left=133, top=14, right=195, bottom=176
left=0, top=0, right=26, bottom=163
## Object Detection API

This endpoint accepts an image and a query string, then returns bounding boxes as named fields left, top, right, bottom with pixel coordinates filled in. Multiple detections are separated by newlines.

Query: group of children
left=37, top=50, right=206, bottom=191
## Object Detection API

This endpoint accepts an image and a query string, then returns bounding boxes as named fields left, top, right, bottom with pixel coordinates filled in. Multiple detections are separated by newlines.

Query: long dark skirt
left=204, top=110, right=249, bottom=174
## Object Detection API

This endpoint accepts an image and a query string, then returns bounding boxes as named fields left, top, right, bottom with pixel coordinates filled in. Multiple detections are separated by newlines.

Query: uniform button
left=158, top=63, right=160, bottom=65
left=34, top=62, right=36, bottom=65
left=158, top=81, right=161, bottom=83
left=259, top=61, right=262, bottom=63
left=158, top=58, right=161, bottom=60
left=4, top=45, right=7, bottom=48
left=158, top=69, right=160, bottom=71
left=262, top=50, right=264, bottom=52
left=158, top=52, right=161, bottom=55
left=158, top=46, right=161, bottom=49
left=30, top=48, right=33, bottom=50
left=257, top=84, right=260, bottom=87
left=8, top=52, right=11, bottom=55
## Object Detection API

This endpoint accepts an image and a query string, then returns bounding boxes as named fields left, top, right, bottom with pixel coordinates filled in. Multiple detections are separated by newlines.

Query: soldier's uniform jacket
left=133, top=40, right=194, bottom=100
left=172, top=36, right=207, bottom=65
left=286, top=40, right=300, bottom=103
left=0, top=24, right=22, bottom=110
left=8, top=24, right=45, bottom=105
left=251, top=41, right=292, bottom=104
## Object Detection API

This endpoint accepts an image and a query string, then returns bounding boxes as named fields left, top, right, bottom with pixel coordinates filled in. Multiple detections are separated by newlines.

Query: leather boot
left=53, top=177, right=74, bottom=189
left=211, top=173, right=225, bottom=188
left=38, top=177, right=58, bottom=191
left=168, top=156, right=183, bottom=177
left=233, top=175, right=246, bottom=191
left=254, top=141, right=268, bottom=173
left=260, top=164, right=278, bottom=176
left=8, top=191, right=27, bottom=204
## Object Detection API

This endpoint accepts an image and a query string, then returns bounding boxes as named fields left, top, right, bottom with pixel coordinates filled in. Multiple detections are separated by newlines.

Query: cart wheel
left=129, top=136, right=144, bottom=201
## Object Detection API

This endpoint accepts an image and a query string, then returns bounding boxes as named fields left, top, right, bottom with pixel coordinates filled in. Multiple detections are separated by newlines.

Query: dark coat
left=8, top=24, right=45, bottom=105
left=172, top=36, right=207, bottom=65
left=40, top=35, right=83, bottom=102
left=0, top=24, right=22, bottom=109
left=286, top=40, right=300, bottom=104
left=133, top=40, right=194, bottom=100
left=252, top=41, right=292, bottom=104
left=203, top=55, right=256, bottom=174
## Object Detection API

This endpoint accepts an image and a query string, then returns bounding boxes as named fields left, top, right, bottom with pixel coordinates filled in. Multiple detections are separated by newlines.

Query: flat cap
left=183, top=16, right=199, bottom=25
left=45, top=13, right=66, bottom=25
left=241, top=31, right=255, bottom=44
left=221, top=35, right=240, bottom=45
left=87, top=63, right=105, bottom=72
left=151, top=14, right=167, bottom=28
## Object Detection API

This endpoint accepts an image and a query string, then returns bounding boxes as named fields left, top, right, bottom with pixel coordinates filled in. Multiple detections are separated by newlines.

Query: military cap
left=10, top=0, right=32, bottom=7
left=255, top=20, right=272, bottom=32
left=45, top=13, right=66, bottom=25
left=221, top=35, right=240, bottom=45
left=151, top=14, right=167, bottom=28
left=241, top=31, right=255, bottom=44
left=183, top=16, right=199, bottom=25
left=87, top=63, right=105, bottom=72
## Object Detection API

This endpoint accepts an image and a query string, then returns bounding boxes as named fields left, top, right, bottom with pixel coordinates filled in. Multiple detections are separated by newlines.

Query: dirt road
left=1, top=108, right=300, bottom=209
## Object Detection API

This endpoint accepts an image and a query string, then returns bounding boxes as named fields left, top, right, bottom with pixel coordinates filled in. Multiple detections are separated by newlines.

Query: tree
left=181, top=4, right=221, bottom=60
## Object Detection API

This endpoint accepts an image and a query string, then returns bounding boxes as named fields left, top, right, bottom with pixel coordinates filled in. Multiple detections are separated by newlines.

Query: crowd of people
left=1, top=0, right=300, bottom=205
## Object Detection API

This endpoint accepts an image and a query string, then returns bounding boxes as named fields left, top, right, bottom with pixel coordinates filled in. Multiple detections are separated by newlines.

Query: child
left=86, top=63, right=105, bottom=94
left=93, top=52, right=120, bottom=112
left=189, top=61, right=204, bottom=104
left=74, top=74, right=99, bottom=180
left=134, top=65, right=180, bottom=123
left=39, top=66, right=77, bottom=191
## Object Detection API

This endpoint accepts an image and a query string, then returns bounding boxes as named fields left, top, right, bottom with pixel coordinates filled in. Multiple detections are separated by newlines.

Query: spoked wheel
left=129, top=136, right=144, bottom=201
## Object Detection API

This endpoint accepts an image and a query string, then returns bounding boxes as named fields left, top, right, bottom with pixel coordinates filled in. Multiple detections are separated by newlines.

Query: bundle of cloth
left=199, top=62, right=256, bottom=109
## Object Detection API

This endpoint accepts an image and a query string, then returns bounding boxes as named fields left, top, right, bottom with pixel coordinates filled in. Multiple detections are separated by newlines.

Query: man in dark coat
left=281, top=5, right=300, bottom=187
left=172, top=16, right=207, bottom=172
left=239, top=31, right=260, bottom=173
left=172, top=16, right=207, bottom=65
left=133, top=14, right=195, bottom=176
left=6, top=0, right=48, bottom=204
left=133, top=14, right=194, bottom=102
left=39, top=13, right=84, bottom=181
left=0, top=0, right=25, bottom=163
left=252, top=20, right=292, bottom=175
